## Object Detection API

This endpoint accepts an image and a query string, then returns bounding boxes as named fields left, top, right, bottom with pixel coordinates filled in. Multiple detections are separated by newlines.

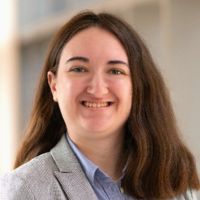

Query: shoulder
left=1, top=152, right=57, bottom=182
left=173, top=189, right=200, bottom=200
left=0, top=152, right=57, bottom=199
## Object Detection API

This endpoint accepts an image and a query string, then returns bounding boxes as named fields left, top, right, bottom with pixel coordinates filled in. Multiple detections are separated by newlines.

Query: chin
left=81, top=123, right=112, bottom=134
left=84, top=126, right=109, bottom=133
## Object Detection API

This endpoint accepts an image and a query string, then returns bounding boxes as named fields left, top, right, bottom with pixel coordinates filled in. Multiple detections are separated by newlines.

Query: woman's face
left=48, top=27, right=132, bottom=141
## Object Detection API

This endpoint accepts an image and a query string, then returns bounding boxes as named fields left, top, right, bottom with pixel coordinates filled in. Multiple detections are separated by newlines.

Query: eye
left=109, top=69, right=125, bottom=75
left=69, top=66, right=87, bottom=73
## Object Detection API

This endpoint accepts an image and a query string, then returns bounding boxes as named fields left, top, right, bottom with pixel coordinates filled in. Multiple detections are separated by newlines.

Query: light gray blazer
left=0, top=135, right=199, bottom=200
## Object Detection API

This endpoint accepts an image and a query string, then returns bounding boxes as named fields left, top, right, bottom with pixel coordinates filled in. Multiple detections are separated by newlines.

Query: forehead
left=60, top=27, right=128, bottom=61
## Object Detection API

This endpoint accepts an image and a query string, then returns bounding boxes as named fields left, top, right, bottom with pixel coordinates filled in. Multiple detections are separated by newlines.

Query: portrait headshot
left=0, top=10, right=199, bottom=200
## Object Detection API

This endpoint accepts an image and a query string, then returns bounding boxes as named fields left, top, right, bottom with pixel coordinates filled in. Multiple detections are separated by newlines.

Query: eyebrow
left=108, top=60, right=128, bottom=66
left=66, top=56, right=89, bottom=63
left=66, top=56, right=128, bottom=66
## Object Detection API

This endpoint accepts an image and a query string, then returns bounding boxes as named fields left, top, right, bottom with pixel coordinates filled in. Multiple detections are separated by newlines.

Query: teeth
left=83, top=101, right=110, bottom=108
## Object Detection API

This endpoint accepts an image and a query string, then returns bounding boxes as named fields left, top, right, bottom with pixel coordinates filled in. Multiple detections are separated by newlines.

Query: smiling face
left=48, top=27, right=132, bottom=142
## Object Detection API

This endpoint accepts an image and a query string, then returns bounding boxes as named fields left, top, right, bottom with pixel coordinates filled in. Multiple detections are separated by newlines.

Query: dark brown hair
left=15, top=11, right=199, bottom=199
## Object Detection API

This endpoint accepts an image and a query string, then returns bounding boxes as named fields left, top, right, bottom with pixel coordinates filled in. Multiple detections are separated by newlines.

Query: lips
left=81, top=101, right=113, bottom=108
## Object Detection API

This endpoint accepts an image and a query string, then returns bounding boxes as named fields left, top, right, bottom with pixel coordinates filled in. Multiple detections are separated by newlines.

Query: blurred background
left=0, top=0, right=200, bottom=176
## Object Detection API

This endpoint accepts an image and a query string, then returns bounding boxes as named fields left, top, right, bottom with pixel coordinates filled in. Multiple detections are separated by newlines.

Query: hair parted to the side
left=14, top=11, right=199, bottom=199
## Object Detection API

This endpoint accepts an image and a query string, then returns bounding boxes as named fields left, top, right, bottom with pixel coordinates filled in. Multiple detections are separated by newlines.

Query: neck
left=69, top=131, right=126, bottom=180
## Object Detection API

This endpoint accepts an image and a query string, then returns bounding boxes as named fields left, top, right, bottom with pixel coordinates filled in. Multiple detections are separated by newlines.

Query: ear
left=47, top=71, right=58, bottom=102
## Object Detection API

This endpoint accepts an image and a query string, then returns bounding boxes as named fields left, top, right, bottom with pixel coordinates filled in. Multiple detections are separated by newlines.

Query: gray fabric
left=0, top=135, right=97, bottom=200
left=0, top=134, right=199, bottom=200
left=173, top=190, right=199, bottom=200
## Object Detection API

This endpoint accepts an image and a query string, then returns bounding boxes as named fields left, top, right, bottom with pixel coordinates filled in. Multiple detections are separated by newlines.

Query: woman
left=0, top=11, right=199, bottom=200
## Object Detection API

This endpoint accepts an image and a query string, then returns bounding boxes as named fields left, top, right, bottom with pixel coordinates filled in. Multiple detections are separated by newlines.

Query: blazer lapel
left=54, top=171, right=97, bottom=200
left=50, top=135, right=97, bottom=200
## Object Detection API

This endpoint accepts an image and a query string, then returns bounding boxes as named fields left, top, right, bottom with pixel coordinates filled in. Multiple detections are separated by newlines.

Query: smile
left=81, top=101, right=113, bottom=108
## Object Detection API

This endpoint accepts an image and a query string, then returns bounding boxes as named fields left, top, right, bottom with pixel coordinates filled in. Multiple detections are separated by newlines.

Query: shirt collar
left=66, top=134, right=98, bottom=183
left=66, top=134, right=125, bottom=185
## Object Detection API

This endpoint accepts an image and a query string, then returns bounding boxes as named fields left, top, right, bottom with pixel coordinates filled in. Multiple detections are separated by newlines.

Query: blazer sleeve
left=0, top=173, right=35, bottom=200
left=190, top=190, right=200, bottom=200
left=174, top=189, right=200, bottom=200
left=184, top=190, right=199, bottom=200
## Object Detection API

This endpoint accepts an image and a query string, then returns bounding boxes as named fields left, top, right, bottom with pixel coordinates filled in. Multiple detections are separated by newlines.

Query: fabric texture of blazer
left=0, top=134, right=199, bottom=200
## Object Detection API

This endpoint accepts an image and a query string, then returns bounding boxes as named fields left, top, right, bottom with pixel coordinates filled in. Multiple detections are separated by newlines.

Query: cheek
left=56, top=78, right=85, bottom=102
left=115, top=80, right=132, bottom=114
left=56, top=79, right=80, bottom=119
left=122, top=84, right=132, bottom=108
left=111, top=79, right=132, bottom=99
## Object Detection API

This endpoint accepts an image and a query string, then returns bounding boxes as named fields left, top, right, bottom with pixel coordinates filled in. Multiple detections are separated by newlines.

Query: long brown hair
left=15, top=11, right=199, bottom=198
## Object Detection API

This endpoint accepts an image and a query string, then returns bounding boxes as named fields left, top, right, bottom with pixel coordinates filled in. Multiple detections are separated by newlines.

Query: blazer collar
left=50, top=134, right=97, bottom=200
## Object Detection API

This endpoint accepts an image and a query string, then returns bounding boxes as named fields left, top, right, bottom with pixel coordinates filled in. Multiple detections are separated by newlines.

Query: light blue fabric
left=67, top=135, right=134, bottom=200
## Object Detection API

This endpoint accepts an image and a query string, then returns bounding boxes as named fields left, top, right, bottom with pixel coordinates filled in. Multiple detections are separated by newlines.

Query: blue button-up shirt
left=67, top=135, right=134, bottom=200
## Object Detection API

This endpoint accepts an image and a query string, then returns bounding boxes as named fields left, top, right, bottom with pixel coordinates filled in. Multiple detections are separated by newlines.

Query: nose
left=86, top=73, right=109, bottom=97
